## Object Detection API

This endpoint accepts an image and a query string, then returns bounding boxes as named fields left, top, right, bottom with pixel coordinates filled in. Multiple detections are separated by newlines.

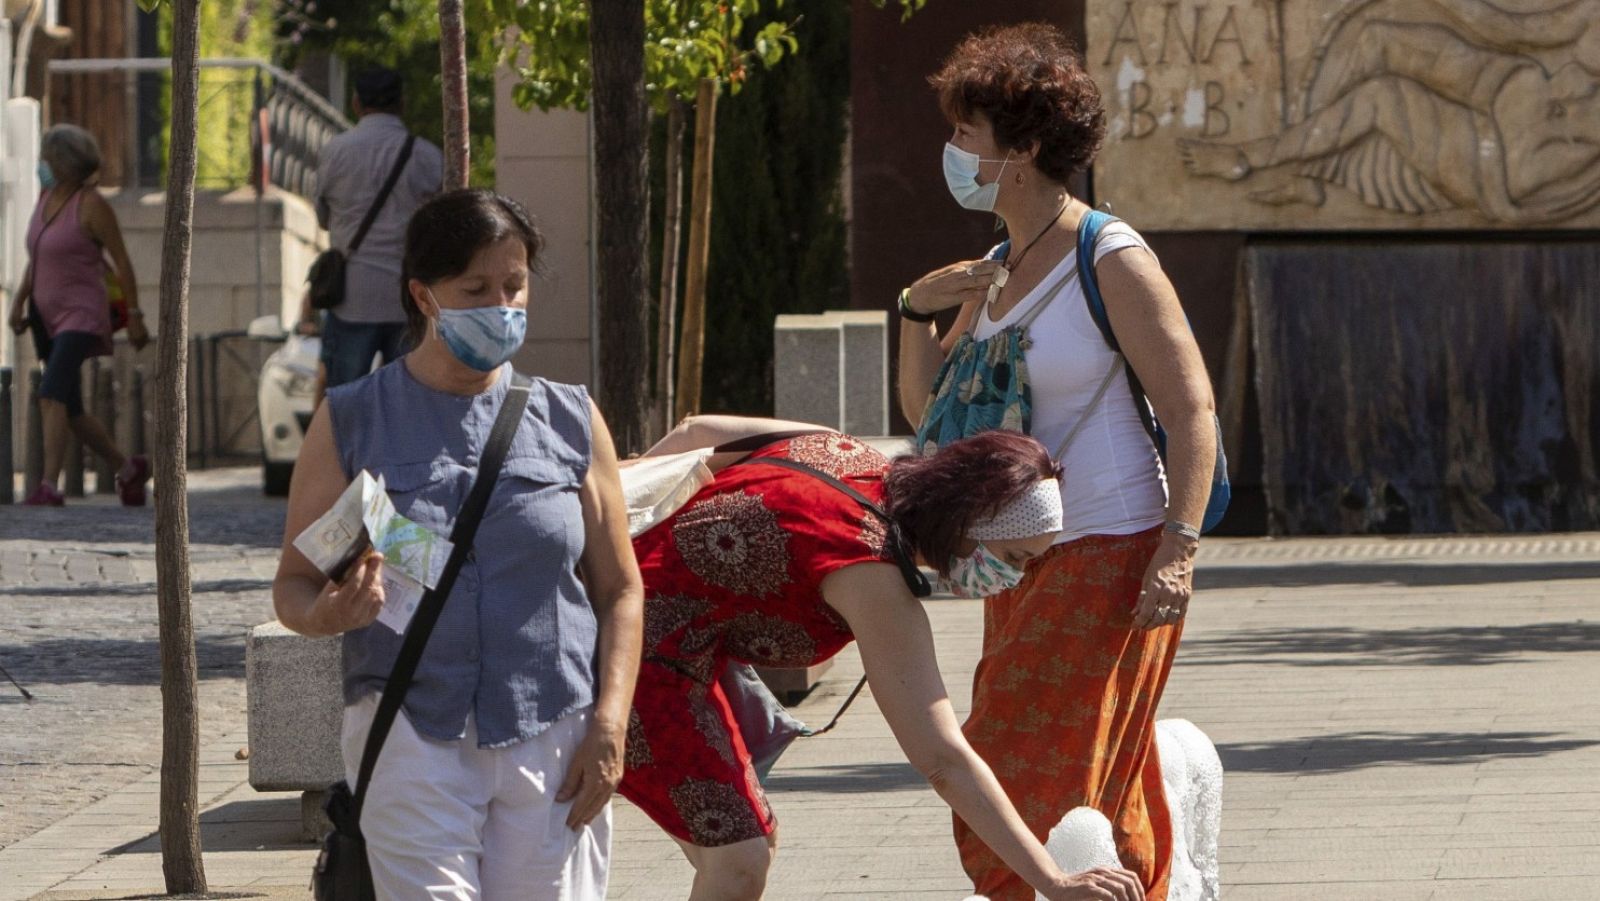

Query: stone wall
left=493, top=69, right=595, bottom=390
left=107, top=186, right=324, bottom=334
left=1091, top=0, right=1600, bottom=230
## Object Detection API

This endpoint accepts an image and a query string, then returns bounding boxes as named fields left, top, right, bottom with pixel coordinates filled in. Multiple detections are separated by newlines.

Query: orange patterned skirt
left=954, top=527, right=1181, bottom=901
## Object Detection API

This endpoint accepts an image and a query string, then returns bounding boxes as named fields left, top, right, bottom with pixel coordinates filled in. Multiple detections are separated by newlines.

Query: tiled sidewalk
left=5, top=534, right=1597, bottom=899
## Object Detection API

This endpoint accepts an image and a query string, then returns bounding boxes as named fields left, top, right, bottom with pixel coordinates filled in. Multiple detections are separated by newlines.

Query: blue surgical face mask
left=943, top=143, right=1011, bottom=212
left=37, top=162, right=55, bottom=189
left=429, top=293, right=528, bottom=372
left=946, top=543, right=1026, bottom=598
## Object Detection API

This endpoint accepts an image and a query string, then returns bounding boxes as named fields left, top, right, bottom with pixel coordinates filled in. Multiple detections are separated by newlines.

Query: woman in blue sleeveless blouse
left=273, top=190, right=643, bottom=899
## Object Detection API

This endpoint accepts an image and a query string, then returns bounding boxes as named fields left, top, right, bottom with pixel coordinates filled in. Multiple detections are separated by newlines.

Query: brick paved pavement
left=0, top=468, right=284, bottom=850
left=3, top=472, right=1597, bottom=899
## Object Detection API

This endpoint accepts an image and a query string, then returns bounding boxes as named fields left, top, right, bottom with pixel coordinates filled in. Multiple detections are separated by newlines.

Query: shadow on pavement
left=1197, top=560, right=1600, bottom=590
left=109, top=797, right=313, bottom=856
left=766, top=761, right=927, bottom=794
left=6, top=578, right=272, bottom=598
left=0, top=633, right=246, bottom=691
left=1218, top=730, right=1600, bottom=774
left=1178, top=620, right=1600, bottom=668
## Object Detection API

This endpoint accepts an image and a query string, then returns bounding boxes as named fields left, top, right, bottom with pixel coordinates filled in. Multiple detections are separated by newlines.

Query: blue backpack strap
left=1075, top=209, right=1120, bottom=352
left=1075, top=210, right=1165, bottom=451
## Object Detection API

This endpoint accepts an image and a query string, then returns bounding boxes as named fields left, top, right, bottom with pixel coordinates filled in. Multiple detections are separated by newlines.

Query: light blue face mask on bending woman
left=434, top=303, right=528, bottom=372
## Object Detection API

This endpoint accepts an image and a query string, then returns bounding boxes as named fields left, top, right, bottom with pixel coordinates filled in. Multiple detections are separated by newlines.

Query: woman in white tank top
left=895, top=23, right=1219, bottom=901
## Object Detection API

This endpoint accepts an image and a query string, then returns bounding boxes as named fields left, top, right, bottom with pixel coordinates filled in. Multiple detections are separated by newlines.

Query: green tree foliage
left=278, top=0, right=501, bottom=185
left=499, top=0, right=800, bottom=113
left=500, top=0, right=920, bottom=415
left=151, top=0, right=275, bottom=188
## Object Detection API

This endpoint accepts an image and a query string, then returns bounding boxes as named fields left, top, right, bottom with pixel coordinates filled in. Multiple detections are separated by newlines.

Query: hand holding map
left=293, top=471, right=454, bottom=635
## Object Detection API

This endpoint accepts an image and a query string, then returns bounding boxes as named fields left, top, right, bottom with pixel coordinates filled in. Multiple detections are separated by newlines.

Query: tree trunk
left=655, top=97, right=687, bottom=437
left=156, top=0, right=206, bottom=892
left=675, top=78, right=717, bottom=422
left=589, top=0, right=651, bottom=453
left=438, top=0, right=470, bottom=190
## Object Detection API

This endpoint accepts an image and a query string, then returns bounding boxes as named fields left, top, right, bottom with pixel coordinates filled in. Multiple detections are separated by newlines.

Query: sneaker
left=22, top=482, right=65, bottom=506
left=116, top=455, right=151, bottom=507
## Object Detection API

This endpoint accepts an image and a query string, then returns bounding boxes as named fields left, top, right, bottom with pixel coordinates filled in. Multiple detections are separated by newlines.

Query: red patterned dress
left=618, top=433, right=895, bottom=847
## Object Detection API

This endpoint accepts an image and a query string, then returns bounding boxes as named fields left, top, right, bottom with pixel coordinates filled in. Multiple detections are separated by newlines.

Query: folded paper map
left=293, top=470, right=453, bottom=634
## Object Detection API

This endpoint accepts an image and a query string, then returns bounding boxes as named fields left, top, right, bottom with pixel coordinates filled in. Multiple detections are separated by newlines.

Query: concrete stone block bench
left=245, top=621, right=343, bottom=840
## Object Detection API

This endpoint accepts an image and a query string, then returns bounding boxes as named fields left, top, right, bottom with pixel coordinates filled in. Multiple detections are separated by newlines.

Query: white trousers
left=341, top=694, right=611, bottom=900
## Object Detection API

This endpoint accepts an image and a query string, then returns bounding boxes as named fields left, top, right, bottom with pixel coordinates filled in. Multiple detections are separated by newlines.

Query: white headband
left=968, top=478, right=1064, bottom=541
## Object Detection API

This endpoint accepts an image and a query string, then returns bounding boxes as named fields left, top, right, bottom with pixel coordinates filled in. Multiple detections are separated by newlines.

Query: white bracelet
left=1163, top=520, right=1201, bottom=542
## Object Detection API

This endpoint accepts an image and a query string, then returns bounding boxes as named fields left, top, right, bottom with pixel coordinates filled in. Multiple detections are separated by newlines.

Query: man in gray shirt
left=311, top=69, right=443, bottom=388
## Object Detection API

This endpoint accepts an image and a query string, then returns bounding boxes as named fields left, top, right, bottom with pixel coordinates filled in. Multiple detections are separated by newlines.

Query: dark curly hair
left=399, top=189, right=544, bottom=346
left=884, top=431, right=1062, bottom=576
left=929, top=23, right=1106, bottom=183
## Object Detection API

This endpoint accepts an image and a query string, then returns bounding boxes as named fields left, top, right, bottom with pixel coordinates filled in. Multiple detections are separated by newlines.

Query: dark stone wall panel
left=1250, top=242, right=1600, bottom=535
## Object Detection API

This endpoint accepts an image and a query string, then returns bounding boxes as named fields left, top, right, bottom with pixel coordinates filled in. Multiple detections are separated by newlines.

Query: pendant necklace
left=988, top=197, right=1071, bottom=309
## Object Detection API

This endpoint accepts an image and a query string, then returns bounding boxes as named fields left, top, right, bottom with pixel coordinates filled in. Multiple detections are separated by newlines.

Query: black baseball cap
left=354, top=68, right=403, bottom=110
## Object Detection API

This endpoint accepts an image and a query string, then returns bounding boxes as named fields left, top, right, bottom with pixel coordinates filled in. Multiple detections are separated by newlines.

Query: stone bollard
left=773, top=314, right=844, bottom=430
left=834, top=311, right=888, bottom=438
left=246, top=621, right=346, bottom=841
left=94, top=365, right=116, bottom=494
left=773, top=311, right=889, bottom=436
left=24, top=370, right=43, bottom=496
left=1, top=368, right=13, bottom=505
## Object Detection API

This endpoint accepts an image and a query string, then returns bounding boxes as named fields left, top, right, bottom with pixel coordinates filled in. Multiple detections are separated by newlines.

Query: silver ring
left=964, top=267, right=976, bottom=278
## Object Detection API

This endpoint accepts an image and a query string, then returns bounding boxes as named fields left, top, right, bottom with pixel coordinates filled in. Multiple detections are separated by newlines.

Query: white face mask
left=943, top=143, right=1011, bottom=212
left=946, top=543, right=1026, bottom=598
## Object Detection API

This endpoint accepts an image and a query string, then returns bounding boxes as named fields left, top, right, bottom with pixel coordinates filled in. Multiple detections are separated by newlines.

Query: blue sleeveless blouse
left=326, top=360, right=597, bottom=747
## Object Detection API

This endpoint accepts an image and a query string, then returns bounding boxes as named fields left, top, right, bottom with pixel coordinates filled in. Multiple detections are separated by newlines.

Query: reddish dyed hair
left=929, top=23, right=1105, bottom=183
left=884, top=431, right=1062, bottom=575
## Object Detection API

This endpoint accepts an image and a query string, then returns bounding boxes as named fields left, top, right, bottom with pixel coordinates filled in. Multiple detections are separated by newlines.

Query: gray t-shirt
left=315, top=113, right=443, bottom=323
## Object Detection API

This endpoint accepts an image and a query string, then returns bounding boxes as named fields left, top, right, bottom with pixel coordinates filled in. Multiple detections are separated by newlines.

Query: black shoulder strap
left=351, top=372, right=532, bottom=816
left=737, top=454, right=929, bottom=741
left=738, top=456, right=932, bottom=599
left=347, top=135, right=415, bottom=256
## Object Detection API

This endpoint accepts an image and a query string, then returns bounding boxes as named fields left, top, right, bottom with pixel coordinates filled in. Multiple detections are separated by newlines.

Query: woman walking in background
left=7, top=124, right=150, bottom=507
left=896, top=25, right=1219, bottom=901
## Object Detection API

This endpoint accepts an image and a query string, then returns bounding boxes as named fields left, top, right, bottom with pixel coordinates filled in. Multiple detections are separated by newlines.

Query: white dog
left=964, top=718, right=1222, bottom=901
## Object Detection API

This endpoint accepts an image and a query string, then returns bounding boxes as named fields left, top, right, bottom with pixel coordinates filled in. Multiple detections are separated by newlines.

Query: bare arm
left=895, top=260, right=1000, bottom=425
left=1096, top=247, right=1215, bottom=628
left=559, top=400, right=646, bottom=828
left=271, top=404, right=386, bottom=637
left=822, top=563, right=1145, bottom=901
left=641, top=414, right=826, bottom=464
left=80, top=193, right=149, bottom=348
left=80, top=194, right=139, bottom=315
left=7, top=263, right=33, bottom=334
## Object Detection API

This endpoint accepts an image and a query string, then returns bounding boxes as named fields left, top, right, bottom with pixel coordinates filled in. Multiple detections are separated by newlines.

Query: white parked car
left=249, top=316, right=320, bottom=496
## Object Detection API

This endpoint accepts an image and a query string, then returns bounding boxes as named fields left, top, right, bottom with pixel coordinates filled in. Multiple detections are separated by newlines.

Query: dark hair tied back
left=399, top=189, right=544, bottom=346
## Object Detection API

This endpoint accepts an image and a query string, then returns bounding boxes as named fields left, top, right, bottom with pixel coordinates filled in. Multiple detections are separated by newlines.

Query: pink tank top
left=26, top=189, right=111, bottom=341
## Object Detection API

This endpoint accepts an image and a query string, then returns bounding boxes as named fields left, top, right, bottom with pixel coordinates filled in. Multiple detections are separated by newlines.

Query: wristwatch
left=898, top=288, right=936, bottom=324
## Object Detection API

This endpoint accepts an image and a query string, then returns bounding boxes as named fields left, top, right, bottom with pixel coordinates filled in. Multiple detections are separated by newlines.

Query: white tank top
left=970, top=222, right=1168, bottom=543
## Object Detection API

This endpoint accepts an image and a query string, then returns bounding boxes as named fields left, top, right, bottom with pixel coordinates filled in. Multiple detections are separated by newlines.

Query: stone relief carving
left=1091, top=0, right=1600, bottom=229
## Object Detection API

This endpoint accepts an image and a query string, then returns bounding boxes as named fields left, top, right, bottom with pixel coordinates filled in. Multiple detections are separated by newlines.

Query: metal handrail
left=46, top=57, right=350, bottom=130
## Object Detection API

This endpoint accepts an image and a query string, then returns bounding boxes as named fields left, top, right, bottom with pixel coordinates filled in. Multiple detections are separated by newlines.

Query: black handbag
left=308, top=135, right=416, bottom=312
left=312, top=372, right=532, bottom=900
